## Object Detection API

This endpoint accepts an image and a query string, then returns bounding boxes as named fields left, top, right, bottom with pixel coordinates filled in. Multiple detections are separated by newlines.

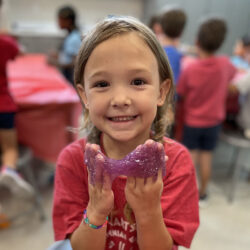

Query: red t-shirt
left=0, top=35, right=19, bottom=112
left=177, top=56, right=236, bottom=127
left=53, top=137, right=199, bottom=249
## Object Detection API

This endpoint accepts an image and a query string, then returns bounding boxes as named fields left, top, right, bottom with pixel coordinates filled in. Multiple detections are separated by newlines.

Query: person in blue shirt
left=160, top=7, right=187, bottom=85
left=48, top=6, right=82, bottom=84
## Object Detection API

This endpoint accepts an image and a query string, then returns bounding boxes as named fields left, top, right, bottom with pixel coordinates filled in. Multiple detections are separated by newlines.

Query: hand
left=85, top=144, right=114, bottom=225
left=124, top=140, right=167, bottom=224
left=125, top=169, right=164, bottom=224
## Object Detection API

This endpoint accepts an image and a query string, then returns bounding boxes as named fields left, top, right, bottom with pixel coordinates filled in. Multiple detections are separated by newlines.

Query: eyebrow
left=87, top=67, right=152, bottom=80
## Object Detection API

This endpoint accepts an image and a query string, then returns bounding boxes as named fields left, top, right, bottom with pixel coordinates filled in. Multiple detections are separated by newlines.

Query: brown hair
left=197, top=17, right=227, bottom=53
left=148, top=14, right=161, bottom=30
left=161, top=8, right=187, bottom=39
left=74, top=16, right=174, bottom=223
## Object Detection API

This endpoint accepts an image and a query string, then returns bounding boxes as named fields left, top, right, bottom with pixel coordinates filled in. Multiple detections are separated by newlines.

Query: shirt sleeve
left=162, top=141, right=199, bottom=248
left=52, top=141, right=89, bottom=241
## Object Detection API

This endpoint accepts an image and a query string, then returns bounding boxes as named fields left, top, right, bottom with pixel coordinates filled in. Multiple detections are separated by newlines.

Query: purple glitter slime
left=84, top=140, right=166, bottom=185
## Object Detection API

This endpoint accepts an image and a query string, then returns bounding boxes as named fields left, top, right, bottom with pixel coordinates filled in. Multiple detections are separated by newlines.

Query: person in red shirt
left=0, top=0, right=34, bottom=198
left=53, top=16, right=199, bottom=250
left=177, top=17, right=237, bottom=205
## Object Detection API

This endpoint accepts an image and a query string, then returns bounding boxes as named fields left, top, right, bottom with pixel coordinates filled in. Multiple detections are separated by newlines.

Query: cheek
left=87, top=95, right=107, bottom=115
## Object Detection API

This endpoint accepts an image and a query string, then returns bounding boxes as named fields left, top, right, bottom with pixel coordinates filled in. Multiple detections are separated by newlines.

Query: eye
left=131, top=79, right=146, bottom=86
left=94, top=81, right=109, bottom=88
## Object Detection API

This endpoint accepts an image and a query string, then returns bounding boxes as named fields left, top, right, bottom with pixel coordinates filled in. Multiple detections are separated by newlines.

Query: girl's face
left=78, top=32, right=169, bottom=147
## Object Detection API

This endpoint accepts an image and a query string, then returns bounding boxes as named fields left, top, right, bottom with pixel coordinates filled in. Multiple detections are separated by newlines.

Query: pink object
left=8, top=54, right=81, bottom=163
left=84, top=140, right=166, bottom=184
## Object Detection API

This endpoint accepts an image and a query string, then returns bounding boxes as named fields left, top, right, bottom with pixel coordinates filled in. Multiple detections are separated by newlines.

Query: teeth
left=111, top=116, right=135, bottom=121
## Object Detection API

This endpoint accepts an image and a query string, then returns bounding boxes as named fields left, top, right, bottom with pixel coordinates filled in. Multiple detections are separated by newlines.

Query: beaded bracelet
left=83, top=210, right=108, bottom=229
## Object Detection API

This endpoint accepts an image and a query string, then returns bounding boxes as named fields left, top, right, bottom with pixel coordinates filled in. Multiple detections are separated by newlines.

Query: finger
left=95, top=153, right=105, bottom=190
left=146, top=175, right=154, bottom=185
left=156, top=142, right=164, bottom=151
left=145, top=139, right=154, bottom=145
left=92, top=143, right=101, bottom=152
left=87, top=167, right=95, bottom=191
left=135, top=177, right=145, bottom=189
left=126, top=176, right=136, bottom=190
left=102, top=171, right=112, bottom=191
left=157, top=168, right=163, bottom=181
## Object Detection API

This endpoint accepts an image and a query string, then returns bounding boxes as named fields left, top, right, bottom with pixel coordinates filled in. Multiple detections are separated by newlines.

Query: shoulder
left=163, top=137, right=194, bottom=177
left=163, top=137, right=190, bottom=159
left=216, top=55, right=234, bottom=66
left=164, top=46, right=182, bottom=57
left=67, top=30, right=81, bottom=42
left=57, top=138, right=86, bottom=168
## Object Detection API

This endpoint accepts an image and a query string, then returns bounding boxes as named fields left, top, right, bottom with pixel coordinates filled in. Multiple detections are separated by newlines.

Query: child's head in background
left=148, top=14, right=163, bottom=37
left=233, top=34, right=250, bottom=63
left=57, top=5, right=77, bottom=31
left=196, top=17, right=227, bottom=54
left=160, top=7, right=187, bottom=40
left=74, top=16, right=174, bottom=146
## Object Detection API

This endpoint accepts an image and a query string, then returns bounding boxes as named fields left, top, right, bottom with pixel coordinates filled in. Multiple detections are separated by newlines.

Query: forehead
left=85, top=32, right=158, bottom=73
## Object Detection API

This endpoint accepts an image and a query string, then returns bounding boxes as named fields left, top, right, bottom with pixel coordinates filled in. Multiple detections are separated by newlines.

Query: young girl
left=53, top=16, right=199, bottom=250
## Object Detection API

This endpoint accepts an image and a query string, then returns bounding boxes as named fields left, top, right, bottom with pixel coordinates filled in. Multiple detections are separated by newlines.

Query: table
left=8, top=54, right=82, bottom=163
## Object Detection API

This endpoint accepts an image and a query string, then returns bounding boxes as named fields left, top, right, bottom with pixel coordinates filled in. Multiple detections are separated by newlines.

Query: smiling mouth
left=108, top=115, right=138, bottom=122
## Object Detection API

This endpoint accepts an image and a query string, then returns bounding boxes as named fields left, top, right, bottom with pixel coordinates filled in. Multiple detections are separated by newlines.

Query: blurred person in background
left=229, top=34, right=250, bottom=139
left=230, top=72, right=250, bottom=139
left=0, top=0, right=34, bottom=198
left=47, top=5, right=82, bottom=84
left=160, top=7, right=187, bottom=84
left=177, top=17, right=237, bottom=206
left=148, top=14, right=165, bottom=45
left=155, top=8, right=187, bottom=141
left=231, top=34, right=250, bottom=71
left=225, top=35, right=250, bottom=131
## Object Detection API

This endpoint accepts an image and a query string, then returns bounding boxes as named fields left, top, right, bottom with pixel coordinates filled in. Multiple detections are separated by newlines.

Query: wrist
left=83, top=209, right=108, bottom=229
left=134, top=205, right=163, bottom=226
left=86, top=207, right=108, bottom=226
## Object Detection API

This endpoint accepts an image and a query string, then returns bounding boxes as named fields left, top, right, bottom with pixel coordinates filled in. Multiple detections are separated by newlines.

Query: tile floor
left=0, top=139, right=249, bottom=250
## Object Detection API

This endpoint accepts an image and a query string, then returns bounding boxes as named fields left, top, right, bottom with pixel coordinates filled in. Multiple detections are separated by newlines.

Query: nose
left=110, top=87, right=132, bottom=108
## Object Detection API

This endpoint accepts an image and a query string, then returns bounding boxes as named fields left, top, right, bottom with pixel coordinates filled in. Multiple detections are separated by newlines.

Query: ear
left=76, top=84, right=89, bottom=109
left=157, top=79, right=171, bottom=106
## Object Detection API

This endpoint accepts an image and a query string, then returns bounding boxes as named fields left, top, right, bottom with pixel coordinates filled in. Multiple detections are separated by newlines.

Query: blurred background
left=0, top=0, right=249, bottom=250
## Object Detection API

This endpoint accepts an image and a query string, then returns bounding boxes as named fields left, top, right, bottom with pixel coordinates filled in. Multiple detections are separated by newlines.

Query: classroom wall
left=2, top=0, right=250, bottom=54
left=1, top=0, right=143, bottom=52
left=143, top=0, right=250, bottom=55
left=4, top=0, right=143, bottom=34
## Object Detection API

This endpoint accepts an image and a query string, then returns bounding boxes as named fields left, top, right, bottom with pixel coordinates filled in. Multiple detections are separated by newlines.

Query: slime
left=84, top=140, right=166, bottom=185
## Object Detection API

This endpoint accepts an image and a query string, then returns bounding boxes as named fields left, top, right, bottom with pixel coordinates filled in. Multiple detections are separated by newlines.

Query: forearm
left=70, top=210, right=108, bottom=250
left=136, top=206, right=173, bottom=250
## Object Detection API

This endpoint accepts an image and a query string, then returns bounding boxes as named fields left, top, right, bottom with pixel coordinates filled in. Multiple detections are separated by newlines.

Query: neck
left=160, top=34, right=180, bottom=47
left=67, top=25, right=75, bottom=33
left=197, top=47, right=213, bottom=59
left=102, top=134, right=150, bottom=160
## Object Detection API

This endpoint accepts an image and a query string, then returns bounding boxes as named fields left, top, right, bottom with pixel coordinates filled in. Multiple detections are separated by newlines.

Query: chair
left=220, top=130, right=250, bottom=202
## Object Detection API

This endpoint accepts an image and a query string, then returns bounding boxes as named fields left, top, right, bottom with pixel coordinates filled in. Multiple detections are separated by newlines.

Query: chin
left=108, top=131, right=149, bottom=144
